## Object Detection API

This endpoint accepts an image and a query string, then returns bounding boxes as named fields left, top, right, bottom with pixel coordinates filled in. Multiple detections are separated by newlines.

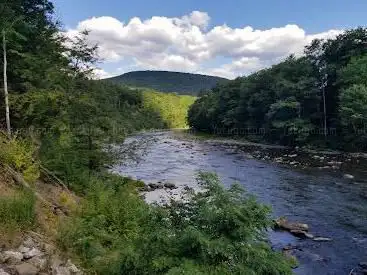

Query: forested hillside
left=188, top=28, right=367, bottom=151
left=106, top=70, right=229, bottom=95
left=0, top=1, right=293, bottom=274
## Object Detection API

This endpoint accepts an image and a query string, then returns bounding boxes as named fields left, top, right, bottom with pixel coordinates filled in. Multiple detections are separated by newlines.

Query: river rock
left=313, top=237, right=332, bottom=242
left=344, top=174, right=355, bottom=180
left=290, top=230, right=314, bottom=239
left=15, top=263, right=39, bottom=275
left=164, top=183, right=177, bottom=190
left=148, top=183, right=163, bottom=190
left=275, top=217, right=309, bottom=232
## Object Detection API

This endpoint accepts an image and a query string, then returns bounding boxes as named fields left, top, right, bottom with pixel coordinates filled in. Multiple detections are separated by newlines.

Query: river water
left=111, top=131, right=367, bottom=275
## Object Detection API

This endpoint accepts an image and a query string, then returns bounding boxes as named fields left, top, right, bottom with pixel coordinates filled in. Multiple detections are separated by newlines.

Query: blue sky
left=54, top=0, right=366, bottom=79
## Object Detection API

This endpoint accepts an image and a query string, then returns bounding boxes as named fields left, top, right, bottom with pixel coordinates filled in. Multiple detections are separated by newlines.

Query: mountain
left=105, top=70, right=229, bottom=95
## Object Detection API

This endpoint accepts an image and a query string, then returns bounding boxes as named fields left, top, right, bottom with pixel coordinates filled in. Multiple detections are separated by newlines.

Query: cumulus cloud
left=66, top=11, right=342, bottom=79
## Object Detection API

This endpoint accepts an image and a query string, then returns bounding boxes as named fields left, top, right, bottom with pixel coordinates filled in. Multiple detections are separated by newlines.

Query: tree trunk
left=2, top=29, right=11, bottom=138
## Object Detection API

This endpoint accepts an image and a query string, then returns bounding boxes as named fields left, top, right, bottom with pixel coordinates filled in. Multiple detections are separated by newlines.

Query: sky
left=54, top=0, right=367, bottom=79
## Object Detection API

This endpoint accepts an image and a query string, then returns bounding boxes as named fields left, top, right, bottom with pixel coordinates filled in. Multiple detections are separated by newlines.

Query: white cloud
left=92, top=68, right=115, bottom=79
left=66, top=11, right=342, bottom=79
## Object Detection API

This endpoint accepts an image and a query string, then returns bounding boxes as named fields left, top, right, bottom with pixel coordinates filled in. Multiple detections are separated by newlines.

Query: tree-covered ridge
left=188, top=27, right=367, bottom=151
left=105, top=70, right=229, bottom=95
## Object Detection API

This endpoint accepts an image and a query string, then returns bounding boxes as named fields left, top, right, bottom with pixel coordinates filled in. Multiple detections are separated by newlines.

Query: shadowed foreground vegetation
left=59, top=173, right=293, bottom=275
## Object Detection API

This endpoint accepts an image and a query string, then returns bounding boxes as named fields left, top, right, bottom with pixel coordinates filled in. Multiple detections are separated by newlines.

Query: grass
left=0, top=190, right=36, bottom=231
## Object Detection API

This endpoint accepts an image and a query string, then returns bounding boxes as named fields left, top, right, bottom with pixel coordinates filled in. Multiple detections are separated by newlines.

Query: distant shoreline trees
left=188, top=27, right=367, bottom=151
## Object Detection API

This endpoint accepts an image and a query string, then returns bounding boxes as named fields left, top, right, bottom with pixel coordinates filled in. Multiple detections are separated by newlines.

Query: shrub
left=0, top=133, right=40, bottom=183
left=59, top=173, right=292, bottom=274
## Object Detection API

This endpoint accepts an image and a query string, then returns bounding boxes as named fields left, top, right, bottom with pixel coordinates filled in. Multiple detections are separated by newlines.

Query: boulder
left=18, top=246, right=31, bottom=254
left=24, top=248, right=42, bottom=259
left=290, top=230, right=314, bottom=239
left=1, top=251, right=23, bottom=264
left=275, top=217, right=309, bottom=232
left=15, top=263, right=39, bottom=275
left=0, top=269, right=10, bottom=275
left=164, top=183, right=177, bottom=190
left=27, top=256, right=48, bottom=270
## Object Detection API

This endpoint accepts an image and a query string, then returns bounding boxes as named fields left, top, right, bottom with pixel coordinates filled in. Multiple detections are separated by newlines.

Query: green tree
left=339, top=55, right=367, bottom=88
left=339, top=84, right=367, bottom=149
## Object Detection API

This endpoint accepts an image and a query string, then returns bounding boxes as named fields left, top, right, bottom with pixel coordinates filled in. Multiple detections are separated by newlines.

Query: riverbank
left=172, top=130, right=367, bottom=185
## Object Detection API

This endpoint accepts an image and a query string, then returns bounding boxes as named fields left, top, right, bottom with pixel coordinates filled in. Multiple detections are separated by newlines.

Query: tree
left=0, top=2, right=25, bottom=137
left=305, top=28, right=367, bottom=129
left=339, top=55, right=367, bottom=88
left=340, top=85, right=367, bottom=127
left=2, top=27, right=10, bottom=137
left=65, top=30, right=99, bottom=79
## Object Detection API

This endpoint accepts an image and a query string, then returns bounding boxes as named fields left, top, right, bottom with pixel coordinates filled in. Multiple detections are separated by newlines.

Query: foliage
left=0, top=190, right=36, bottom=231
left=142, top=90, right=196, bottom=128
left=0, top=132, right=39, bottom=183
left=106, top=71, right=229, bottom=96
left=339, top=54, right=367, bottom=88
left=188, top=28, right=367, bottom=151
left=59, top=173, right=292, bottom=275
left=339, top=84, right=367, bottom=150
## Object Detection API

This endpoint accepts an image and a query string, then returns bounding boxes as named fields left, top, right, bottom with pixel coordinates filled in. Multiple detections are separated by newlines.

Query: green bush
left=0, top=190, right=36, bottom=231
left=0, top=133, right=40, bottom=183
left=59, top=173, right=292, bottom=275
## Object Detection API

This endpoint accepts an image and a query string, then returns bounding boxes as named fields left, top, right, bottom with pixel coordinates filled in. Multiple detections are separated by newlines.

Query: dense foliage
left=142, top=90, right=196, bottom=128
left=188, top=28, right=367, bottom=151
left=60, top=173, right=292, bottom=275
left=106, top=71, right=229, bottom=96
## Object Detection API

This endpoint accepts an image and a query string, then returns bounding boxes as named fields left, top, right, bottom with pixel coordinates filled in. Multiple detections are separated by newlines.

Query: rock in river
left=275, top=217, right=309, bottom=232
left=164, top=182, right=177, bottom=190
left=344, top=174, right=355, bottom=180
left=290, top=230, right=314, bottom=239
left=313, top=237, right=333, bottom=242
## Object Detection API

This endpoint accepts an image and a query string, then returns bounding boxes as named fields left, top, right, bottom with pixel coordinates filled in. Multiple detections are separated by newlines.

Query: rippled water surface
left=112, top=131, right=367, bottom=275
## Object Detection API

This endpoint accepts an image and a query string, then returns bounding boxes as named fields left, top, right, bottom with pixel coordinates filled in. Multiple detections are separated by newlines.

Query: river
left=111, top=131, right=367, bottom=275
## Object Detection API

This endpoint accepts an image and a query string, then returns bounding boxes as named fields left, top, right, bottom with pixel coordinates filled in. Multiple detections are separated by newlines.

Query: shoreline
left=172, top=130, right=367, bottom=183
